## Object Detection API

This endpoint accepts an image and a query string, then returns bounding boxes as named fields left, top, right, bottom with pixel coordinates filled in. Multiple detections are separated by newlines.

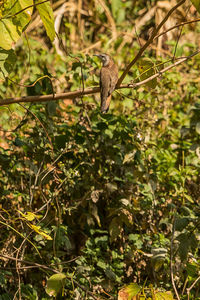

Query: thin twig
left=117, top=0, right=186, bottom=86
left=173, top=5, right=191, bottom=60
left=186, top=275, right=200, bottom=299
left=170, top=215, right=181, bottom=300
left=154, top=18, right=200, bottom=41
left=0, top=254, right=98, bottom=299
left=1, top=50, right=199, bottom=106
left=18, top=103, right=54, bottom=151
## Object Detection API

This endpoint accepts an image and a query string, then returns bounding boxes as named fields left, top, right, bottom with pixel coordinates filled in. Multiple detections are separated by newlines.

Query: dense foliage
left=0, top=0, right=200, bottom=299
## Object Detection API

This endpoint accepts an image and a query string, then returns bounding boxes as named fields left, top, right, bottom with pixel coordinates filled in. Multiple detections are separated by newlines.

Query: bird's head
left=94, top=53, right=110, bottom=67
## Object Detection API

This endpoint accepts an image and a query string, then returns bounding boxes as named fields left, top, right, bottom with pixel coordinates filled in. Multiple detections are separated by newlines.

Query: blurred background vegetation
left=0, top=0, right=200, bottom=299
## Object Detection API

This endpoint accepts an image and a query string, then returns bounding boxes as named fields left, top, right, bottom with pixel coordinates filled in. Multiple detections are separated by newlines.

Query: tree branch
left=170, top=215, right=181, bottom=300
left=117, top=0, right=186, bottom=86
left=154, top=18, right=200, bottom=41
left=0, top=50, right=199, bottom=107
left=186, top=275, right=200, bottom=300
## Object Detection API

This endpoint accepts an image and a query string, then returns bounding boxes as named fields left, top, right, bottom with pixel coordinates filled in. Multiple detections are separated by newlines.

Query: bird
left=94, top=53, right=118, bottom=113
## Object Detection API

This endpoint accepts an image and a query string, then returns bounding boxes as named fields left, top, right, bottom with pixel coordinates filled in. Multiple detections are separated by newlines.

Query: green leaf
left=7, top=0, right=33, bottom=29
left=195, top=122, right=200, bottom=134
left=105, top=268, right=116, bottom=281
left=18, top=210, right=38, bottom=221
left=97, top=260, right=107, bottom=270
left=0, top=0, right=33, bottom=50
left=137, top=58, right=157, bottom=89
left=29, top=224, right=52, bottom=240
left=155, top=291, right=174, bottom=300
left=111, top=0, right=125, bottom=23
left=0, top=49, right=17, bottom=78
left=109, top=217, right=121, bottom=243
left=125, top=283, right=141, bottom=300
left=35, top=0, right=55, bottom=41
left=191, top=0, right=200, bottom=13
left=174, top=217, right=190, bottom=231
left=177, top=233, right=190, bottom=260
left=0, top=19, right=20, bottom=50
left=186, top=262, right=199, bottom=278
left=45, top=273, right=66, bottom=297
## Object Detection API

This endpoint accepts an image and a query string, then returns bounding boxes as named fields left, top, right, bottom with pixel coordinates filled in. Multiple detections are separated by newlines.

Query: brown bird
left=94, top=54, right=118, bottom=113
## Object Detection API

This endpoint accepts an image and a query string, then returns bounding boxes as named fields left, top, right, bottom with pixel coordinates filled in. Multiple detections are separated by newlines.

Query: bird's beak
left=93, top=54, right=100, bottom=58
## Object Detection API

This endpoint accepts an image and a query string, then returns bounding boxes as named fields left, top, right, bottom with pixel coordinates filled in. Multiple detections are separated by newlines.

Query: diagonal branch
left=0, top=50, right=199, bottom=107
left=154, top=18, right=200, bottom=40
left=117, top=0, right=186, bottom=86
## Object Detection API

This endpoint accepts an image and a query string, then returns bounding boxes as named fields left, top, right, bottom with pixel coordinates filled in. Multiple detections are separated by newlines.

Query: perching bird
left=94, top=54, right=118, bottom=113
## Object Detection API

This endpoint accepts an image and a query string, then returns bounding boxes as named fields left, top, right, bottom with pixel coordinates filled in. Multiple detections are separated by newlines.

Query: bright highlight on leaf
left=29, top=224, right=52, bottom=240
left=18, top=211, right=37, bottom=221
left=46, top=273, right=66, bottom=297
left=137, top=58, right=157, bottom=89
left=35, top=0, right=55, bottom=41
left=155, top=291, right=174, bottom=300
left=118, top=283, right=141, bottom=300
left=0, top=0, right=33, bottom=50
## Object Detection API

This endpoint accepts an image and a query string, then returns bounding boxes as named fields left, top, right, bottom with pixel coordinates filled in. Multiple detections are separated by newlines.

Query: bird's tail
left=101, top=95, right=111, bottom=113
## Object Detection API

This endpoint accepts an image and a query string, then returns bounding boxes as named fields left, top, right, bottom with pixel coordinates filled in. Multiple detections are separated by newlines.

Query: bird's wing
left=109, top=64, right=118, bottom=94
left=100, top=68, right=111, bottom=100
left=100, top=68, right=112, bottom=112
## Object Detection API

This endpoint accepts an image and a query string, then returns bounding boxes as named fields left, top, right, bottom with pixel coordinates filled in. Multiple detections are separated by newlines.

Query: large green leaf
left=46, top=273, right=66, bottom=297
left=125, top=283, right=141, bottom=300
left=155, top=291, right=174, bottom=300
left=0, top=49, right=16, bottom=78
left=137, top=58, right=157, bottom=89
left=6, top=0, right=34, bottom=29
left=35, top=0, right=55, bottom=41
left=0, top=19, right=20, bottom=50
left=0, top=0, right=33, bottom=50
left=191, top=0, right=200, bottom=13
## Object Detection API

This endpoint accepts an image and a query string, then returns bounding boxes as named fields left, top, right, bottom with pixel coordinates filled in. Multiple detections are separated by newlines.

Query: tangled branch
left=1, top=50, right=199, bottom=106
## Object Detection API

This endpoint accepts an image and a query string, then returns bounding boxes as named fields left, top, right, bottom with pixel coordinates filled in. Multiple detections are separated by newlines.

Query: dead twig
left=154, top=18, right=200, bottom=40
left=117, top=0, right=186, bottom=86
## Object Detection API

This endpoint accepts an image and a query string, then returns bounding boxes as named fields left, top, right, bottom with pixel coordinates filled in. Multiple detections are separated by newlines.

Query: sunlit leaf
left=0, top=19, right=20, bottom=50
left=137, top=58, right=157, bottom=88
left=155, top=291, right=174, bottom=300
left=46, top=273, right=66, bottom=297
left=18, top=211, right=37, bottom=221
left=118, top=283, right=141, bottom=300
left=123, top=150, right=136, bottom=164
left=195, top=122, right=200, bottom=134
left=0, top=0, right=33, bottom=50
left=191, top=0, right=200, bottom=13
left=35, top=0, right=55, bottom=41
left=29, top=224, right=52, bottom=240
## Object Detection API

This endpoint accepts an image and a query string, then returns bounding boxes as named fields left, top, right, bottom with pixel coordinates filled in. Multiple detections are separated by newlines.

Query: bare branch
left=1, top=50, right=199, bottom=107
left=186, top=275, right=200, bottom=299
left=170, top=216, right=181, bottom=300
left=154, top=18, right=200, bottom=40
left=0, top=254, right=98, bottom=300
left=117, top=0, right=186, bottom=86
left=0, top=87, right=100, bottom=106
